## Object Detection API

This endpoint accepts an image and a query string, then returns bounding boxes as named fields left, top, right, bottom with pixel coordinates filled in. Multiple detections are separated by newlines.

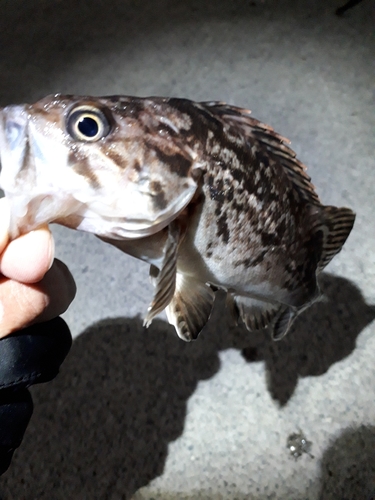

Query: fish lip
left=5, top=192, right=85, bottom=240
left=74, top=191, right=194, bottom=240
left=5, top=195, right=49, bottom=239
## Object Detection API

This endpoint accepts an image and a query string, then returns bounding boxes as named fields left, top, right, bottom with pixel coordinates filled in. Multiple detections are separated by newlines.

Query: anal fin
left=271, top=298, right=318, bottom=341
left=166, top=274, right=215, bottom=341
left=229, top=294, right=281, bottom=331
left=229, top=294, right=302, bottom=342
left=271, top=306, right=297, bottom=341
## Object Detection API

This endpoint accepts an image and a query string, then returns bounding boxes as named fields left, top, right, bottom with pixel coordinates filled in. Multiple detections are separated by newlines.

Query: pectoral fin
left=228, top=294, right=280, bottom=331
left=166, top=274, right=215, bottom=341
left=144, top=222, right=181, bottom=327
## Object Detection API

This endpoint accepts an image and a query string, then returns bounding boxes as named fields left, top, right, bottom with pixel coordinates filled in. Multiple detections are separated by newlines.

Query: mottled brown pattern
left=152, top=146, right=192, bottom=178
left=104, top=150, right=128, bottom=169
left=69, top=151, right=101, bottom=189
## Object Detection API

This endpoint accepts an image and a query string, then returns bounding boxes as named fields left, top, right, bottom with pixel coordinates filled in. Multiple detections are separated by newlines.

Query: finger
left=0, top=226, right=55, bottom=283
left=0, top=259, right=76, bottom=338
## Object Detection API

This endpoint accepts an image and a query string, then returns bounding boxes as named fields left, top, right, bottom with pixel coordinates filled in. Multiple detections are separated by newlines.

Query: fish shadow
left=241, top=273, right=375, bottom=406
left=0, top=274, right=373, bottom=499
left=318, top=425, right=375, bottom=499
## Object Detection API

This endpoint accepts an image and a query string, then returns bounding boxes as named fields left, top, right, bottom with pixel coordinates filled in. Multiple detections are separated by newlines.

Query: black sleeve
left=0, top=317, right=72, bottom=474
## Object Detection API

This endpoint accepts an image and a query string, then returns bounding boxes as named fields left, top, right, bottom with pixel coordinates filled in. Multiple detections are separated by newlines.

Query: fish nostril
left=5, top=121, right=25, bottom=150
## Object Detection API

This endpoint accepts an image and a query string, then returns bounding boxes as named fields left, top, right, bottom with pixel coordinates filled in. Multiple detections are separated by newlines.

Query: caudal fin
left=318, top=206, right=355, bottom=271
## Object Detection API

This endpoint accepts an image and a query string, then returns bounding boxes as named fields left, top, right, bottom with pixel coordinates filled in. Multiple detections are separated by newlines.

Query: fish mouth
left=2, top=193, right=82, bottom=239
left=62, top=188, right=194, bottom=240
left=0, top=105, right=36, bottom=238
left=0, top=104, right=76, bottom=238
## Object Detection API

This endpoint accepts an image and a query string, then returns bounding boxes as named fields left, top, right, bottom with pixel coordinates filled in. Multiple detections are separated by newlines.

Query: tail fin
left=318, top=206, right=355, bottom=271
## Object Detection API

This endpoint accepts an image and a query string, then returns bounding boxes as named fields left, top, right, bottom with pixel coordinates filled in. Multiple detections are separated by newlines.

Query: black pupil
left=77, top=116, right=99, bottom=137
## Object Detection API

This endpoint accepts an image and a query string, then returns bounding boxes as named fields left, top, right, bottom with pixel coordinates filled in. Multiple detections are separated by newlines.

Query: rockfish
left=0, top=95, right=355, bottom=340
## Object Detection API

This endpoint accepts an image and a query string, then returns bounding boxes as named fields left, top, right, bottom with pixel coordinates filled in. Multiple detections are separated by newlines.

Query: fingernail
left=0, top=198, right=10, bottom=254
left=47, top=228, right=55, bottom=270
left=31, top=224, right=54, bottom=270
left=26, top=224, right=55, bottom=270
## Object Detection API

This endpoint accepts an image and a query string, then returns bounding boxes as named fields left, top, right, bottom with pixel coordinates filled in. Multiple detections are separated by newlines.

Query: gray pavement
left=0, top=0, right=374, bottom=498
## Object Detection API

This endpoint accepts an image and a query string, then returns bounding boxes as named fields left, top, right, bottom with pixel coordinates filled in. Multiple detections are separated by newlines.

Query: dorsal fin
left=200, top=101, right=321, bottom=205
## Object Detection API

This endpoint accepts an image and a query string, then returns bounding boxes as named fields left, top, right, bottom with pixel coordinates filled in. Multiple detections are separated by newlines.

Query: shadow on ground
left=318, top=425, right=375, bottom=499
left=0, top=273, right=373, bottom=499
left=0, top=315, right=221, bottom=500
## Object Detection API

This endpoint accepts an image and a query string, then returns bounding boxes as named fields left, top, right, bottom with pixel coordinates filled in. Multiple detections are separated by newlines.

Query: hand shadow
left=241, top=273, right=375, bottom=406
left=0, top=273, right=373, bottom=499
left=318, top=425, right=375, bottom=499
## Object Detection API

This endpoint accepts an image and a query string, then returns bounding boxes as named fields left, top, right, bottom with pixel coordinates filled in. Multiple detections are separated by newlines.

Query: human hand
left=0, top=197, right=76, bottom=337
left=0, top=197, right=76, bottom=475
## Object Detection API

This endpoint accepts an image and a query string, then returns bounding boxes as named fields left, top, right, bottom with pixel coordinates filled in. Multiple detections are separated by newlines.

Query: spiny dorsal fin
left=317, top=205, right=356, bottom=271
left=200, top=101, right=321, bottom=205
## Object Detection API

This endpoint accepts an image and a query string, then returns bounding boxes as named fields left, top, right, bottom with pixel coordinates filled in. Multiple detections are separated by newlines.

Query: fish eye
left=67, top=106, right=111, bottom=142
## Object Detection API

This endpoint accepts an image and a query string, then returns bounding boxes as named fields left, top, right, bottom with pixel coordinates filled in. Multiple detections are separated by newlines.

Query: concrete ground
left=0, top=0, right=374, bottom=498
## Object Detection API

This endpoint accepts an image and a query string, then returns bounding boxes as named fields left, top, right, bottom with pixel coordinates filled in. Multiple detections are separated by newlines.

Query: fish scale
left=0, top=94, right=355, bottom=341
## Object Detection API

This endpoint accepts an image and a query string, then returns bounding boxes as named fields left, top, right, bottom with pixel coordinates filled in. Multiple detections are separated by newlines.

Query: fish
left=0, top=94, right=356, bottom=341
